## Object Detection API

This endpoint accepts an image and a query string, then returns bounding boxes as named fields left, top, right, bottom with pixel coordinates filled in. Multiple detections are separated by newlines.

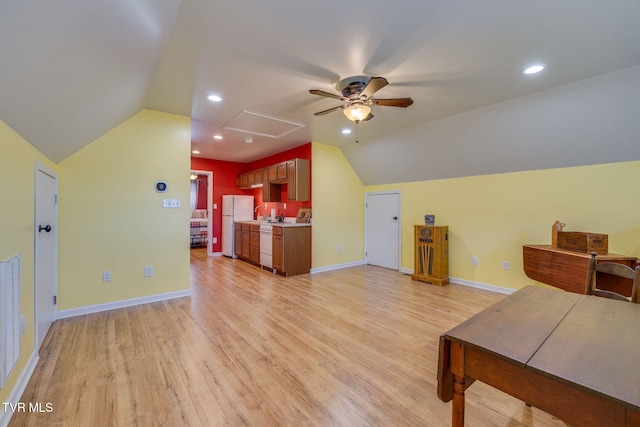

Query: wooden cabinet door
left=241, top=230, right=250, bottom=259
left=287, top=158, right=310, bottom=201
left=272, top=229, right=283, bottom=272
left=234, top=227, right=242, bottom=257
left=269, top=163, right=288, bottom=183
left=254, top=169, right=263, bottom=185
left=286, top=160, right=296, bottom=200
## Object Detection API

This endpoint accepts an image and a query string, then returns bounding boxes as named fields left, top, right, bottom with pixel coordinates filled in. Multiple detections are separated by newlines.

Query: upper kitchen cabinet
left=286, top=158, right=310, bottom=201
left=237, top=158, right=310, bottom=202
left=268, top=162, right=288, bottom=183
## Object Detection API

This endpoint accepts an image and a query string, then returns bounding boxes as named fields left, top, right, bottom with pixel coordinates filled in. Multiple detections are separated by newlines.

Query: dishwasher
left=259, top=224, right=273, bottom=269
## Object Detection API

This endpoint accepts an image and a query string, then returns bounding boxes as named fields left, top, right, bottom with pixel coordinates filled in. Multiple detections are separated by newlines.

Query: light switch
left=162, top=199, right=181, bottom=208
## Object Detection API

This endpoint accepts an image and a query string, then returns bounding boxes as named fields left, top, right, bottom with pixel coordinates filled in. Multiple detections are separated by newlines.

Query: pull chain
left=355, top=121, right=359, bottom=143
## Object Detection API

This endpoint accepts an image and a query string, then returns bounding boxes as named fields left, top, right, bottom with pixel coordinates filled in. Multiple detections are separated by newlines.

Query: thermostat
left=155, top=181, right=168, bottom=192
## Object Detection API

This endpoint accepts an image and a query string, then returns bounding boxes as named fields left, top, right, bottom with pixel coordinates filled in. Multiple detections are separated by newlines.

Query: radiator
left=0, top=253, right=21, bottom=388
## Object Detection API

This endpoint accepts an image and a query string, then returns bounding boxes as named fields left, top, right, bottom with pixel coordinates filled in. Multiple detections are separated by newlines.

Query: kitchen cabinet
left=241, top=223, right=251, bottom=259
left=269, top=162, right=288, bottom=183
left=249, top=224, right=260, bottom=265
left=234, top=222, right=260, bottom=264
left=235, top=159, right=310, bottom=201
left=272, top=225, right=311, bottom=276
left=286, top=158, right=310, bottom=201
left=261, top=179, right=281, bottom=202
left=234, top=223, right=242, bottom=258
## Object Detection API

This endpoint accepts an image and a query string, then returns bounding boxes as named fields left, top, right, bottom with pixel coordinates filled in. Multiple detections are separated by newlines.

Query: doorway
left=34, top=163, right=58, bottom=351
left=364, top=191, right=401, bottom=270
left=190, top=170, right=213, bottom=256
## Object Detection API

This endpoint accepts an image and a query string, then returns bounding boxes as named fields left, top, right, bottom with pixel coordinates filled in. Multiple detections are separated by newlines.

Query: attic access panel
left=223, top=110, right=305, bottom=139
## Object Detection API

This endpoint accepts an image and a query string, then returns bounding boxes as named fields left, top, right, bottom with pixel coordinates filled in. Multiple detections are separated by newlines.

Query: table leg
left=450, top=341, right=465, bottom=427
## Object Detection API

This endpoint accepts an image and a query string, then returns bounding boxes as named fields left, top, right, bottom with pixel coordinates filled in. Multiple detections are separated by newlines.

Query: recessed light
left=207, top=94, right=222, bottom=102
left=523, top=64, right=546, bottom=75
left=341, top=128, right=352, bottom=134
left=191, top=150, right=200, bottom=154
left=213, top=135, right=223, bottom=140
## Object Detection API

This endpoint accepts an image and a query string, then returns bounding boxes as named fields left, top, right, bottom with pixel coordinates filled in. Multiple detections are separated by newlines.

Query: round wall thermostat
left=155, top=181, right=168, bottom=192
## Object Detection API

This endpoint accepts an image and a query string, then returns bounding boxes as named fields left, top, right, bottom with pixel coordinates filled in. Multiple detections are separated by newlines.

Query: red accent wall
left=196, top=175, right=208, bottom=210
left=190, top=143, right=311, bottom=254
left=191, top=158, right=254, bottom=253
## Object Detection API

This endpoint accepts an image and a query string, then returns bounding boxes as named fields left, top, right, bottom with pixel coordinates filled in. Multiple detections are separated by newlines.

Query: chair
left=585, top=251, right=640, bottom=303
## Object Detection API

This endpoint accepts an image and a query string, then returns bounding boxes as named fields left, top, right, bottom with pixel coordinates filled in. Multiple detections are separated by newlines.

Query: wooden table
left=523, top=244, right=638, bottom=295
left=437, top=286, right=640, bottom=426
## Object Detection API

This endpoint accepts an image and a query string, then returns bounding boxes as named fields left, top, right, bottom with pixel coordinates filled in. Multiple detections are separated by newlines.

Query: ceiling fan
left=309, top=76, right=413, bottom=123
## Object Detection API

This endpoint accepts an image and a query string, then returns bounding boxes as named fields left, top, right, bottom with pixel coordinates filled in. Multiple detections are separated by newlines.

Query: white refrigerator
left=221, top=195, right=254, bottom=257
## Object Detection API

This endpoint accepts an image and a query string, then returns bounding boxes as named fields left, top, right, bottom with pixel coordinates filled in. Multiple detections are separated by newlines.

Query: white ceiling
left=2, top=1, right=640, bottom=173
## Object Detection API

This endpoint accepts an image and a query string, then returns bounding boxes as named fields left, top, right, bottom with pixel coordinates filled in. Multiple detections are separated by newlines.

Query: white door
left=364, top=192, right=401, bottom=270
left=35, top=164, right=57, bottom=351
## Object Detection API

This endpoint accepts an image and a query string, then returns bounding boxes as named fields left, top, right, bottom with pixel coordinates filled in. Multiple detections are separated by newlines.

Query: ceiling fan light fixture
left=343, top=104, right=371, bottom=122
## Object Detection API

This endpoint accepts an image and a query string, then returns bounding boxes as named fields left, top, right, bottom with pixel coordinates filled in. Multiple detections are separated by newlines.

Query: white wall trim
left=57, top=289, right=193, bottom=319
left=211, top=252, right=223, bottom=257
left=311, top=260, right=364, bottom=274
left=0, top=350, right=39, bottom=427
left=449, top=276, right=516, bottom=295
left=401, top=269, right=515, bottom=294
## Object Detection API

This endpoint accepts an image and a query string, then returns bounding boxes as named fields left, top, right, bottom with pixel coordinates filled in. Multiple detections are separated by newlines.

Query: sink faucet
left=254, top=205, right=261, bottom=219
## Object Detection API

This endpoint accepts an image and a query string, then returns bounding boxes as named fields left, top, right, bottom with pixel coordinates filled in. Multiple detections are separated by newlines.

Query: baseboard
left=310, top=260, right=364, bottom=274
left=211, top=252, right=223, bottom=257
left=401, top=268, right=515, bottom=295
left=449, top=276, right=515, bottom=295
left=57, top=289, right=193, bottom=319
left=0, top=350, right=39, bottom=427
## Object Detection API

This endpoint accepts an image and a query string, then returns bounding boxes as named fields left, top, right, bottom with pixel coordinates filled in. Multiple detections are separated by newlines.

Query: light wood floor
left=10, top=248, right=567, bottom=426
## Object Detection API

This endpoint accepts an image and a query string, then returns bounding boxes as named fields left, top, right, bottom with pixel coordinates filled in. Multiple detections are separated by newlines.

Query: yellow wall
left=366, top=160, right=640, bottom=290
left=57, top=110, right=191, bottom=309
left=311, top=143, right=365, bottom=269
left=0, top=120, right=57, bottom=401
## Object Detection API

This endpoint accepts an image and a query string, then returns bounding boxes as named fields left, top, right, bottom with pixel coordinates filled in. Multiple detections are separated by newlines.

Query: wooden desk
left=523, top=244, right=637, bottom=295
left=437, top=286, right=640, bottom=426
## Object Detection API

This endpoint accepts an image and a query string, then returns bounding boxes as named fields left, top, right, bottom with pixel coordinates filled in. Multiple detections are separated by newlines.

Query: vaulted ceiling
left=2, top=1, right=640, bottom=183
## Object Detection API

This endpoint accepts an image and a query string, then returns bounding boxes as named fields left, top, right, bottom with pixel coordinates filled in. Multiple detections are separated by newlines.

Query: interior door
left=35, top=164, right=57, bottom=351
left=364, top=192, right=401, bottom=270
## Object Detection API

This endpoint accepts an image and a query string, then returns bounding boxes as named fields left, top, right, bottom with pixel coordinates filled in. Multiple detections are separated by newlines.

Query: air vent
left=223, top=110, right=304, bottom=139
left=1, top=253, right=21, bottom=388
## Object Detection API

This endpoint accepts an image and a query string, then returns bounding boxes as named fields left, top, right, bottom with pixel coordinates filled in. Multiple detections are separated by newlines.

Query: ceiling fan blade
left=370, top=97, right=414, bottom=108
left=314, top=105, right=343, bottom=116
left=309, top=89, right=344, bottom=100
left=360, top=77, right=389, bottom=99
left=362, top=112, right=374, bottom=121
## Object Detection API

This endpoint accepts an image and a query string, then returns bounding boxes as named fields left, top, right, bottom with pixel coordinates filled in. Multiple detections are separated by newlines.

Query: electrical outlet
left=337, top=245, right=342, bottom=253
left=103, top=271, right=112, bottom=282
left=144, top=265, right=153, bottom=277
left=472, top=256, right=479, bottom=266
left=212, top=237, right=217, bottom=244
left=503, top=261, right=510, bottom=270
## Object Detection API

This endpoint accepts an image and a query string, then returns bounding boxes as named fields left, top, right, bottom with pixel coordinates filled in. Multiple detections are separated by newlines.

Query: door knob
left=38, top=225, right=52, bottom=233
left=393, top=216, right=398, bottom=220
